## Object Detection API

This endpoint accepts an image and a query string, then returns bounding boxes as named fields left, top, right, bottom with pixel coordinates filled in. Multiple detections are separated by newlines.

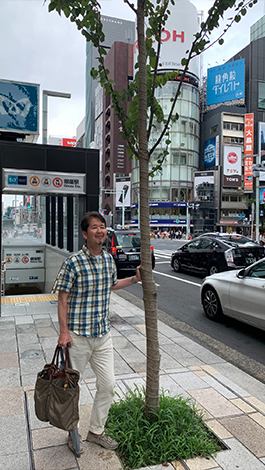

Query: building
left=199, top=15, right=265, bottom=235
left=102, top=42, right=134, bottom=225
left=85, top=15, right=135, bottom=148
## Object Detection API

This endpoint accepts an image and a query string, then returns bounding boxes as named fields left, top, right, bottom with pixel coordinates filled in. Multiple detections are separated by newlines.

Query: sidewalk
left=1, top=292, right=265, bottom=470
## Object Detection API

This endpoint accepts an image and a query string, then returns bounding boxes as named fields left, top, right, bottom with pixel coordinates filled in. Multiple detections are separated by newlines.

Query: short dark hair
left=80, top=212, right=106, bottom=232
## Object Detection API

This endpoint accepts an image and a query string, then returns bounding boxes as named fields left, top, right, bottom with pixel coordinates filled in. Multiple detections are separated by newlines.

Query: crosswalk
left=153, top=248, right=173, bottom=263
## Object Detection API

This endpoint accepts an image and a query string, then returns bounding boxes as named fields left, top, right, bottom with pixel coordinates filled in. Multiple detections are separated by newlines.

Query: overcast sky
left=0, top=0, right=263, bottom=144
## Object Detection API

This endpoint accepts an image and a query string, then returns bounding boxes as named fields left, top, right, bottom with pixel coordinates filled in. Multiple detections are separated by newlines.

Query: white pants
left=69, top=331, right=115, bottom=435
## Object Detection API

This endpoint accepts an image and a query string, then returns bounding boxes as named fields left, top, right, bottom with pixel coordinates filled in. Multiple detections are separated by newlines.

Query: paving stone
left=0, top=452, right=30, bottom=470
left=0, top=338, right=17, bottom=353
left=183, top=455, right=219, bottom=469
left=215, top=437, right=265, bottom=469
left=79, top=382, right=94, bottom=405
left=229, top=398, right=255, bottom=413
left=78, top=441, right=123, bottom=470
left=0, top=352, right=18, bottom=369
left=211, top=374, right=250, bottom=398
left=200, top=365, right=219, bottom=375
left=0, top=414, right=28, bottom=456
left=0, top=367, right=20, bottom=388
left=160, top=352, right=183, bottom=370
left=169, top=371, right=210, bottom=392
left=200, top=375, right=236, bottom=399
left=249, top=412, right=265, bottom=429
left=172, top=462, right=187, bottom=470
left=219, top=414, right=265, bottom=457
left=32, top=426, right=67, bottom=449
left=36, top=326, right=58, bottom=337
left=16, top=324, right=36, bottom=334
left=245, top=396, right=265, bottom=414
left=0, top=388, right=24, bottom=416
left=194, top=371, right=208, bottom=377
left=33, top=445, right=77, bottom=470
left=205, top=420, right=232, bottom=440
left=189, top=388, right=240, bottom=418
left=20, top=357, right=46, bottom=375
left=15, top=315, right=34, bottom=324
left=112, top=336, right=132, bottom=349
left=159, top=374, right=190, bottom=399
left=160, top=343, right=195, bottom=361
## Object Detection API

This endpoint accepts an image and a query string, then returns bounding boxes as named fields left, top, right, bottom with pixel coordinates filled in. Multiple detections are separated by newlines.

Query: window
left=210, top=125, right=218, bottom=134
left=258, top=82, right=265, bottom=110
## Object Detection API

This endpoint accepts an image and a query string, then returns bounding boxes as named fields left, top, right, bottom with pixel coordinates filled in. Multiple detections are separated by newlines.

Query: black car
left=171, top=236, right=265, bottom=276
left=105, top=228, right=155, bottom=278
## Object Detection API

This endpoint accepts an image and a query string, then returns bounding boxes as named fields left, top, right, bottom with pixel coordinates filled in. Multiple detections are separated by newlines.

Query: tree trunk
left=137, top=0, right=160, bottom=413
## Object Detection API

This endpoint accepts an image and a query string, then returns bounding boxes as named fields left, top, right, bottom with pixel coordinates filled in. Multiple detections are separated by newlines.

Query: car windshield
left=116, top=233, right=141, bottom=248
left=221, top=235, right=255, bottom=245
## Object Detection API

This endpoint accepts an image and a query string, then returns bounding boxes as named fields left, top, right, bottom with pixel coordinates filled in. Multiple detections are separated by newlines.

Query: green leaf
left=48, top=2, right=57, bottom=12
left=219, top=38, right=224, bottom=45
left=235, top=15, right=241, bottom=23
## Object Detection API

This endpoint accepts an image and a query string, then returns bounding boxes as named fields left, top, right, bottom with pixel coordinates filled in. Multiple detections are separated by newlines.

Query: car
left=200, top=257, right=265, bottom=330
left=198, top=232, right=260, bottom=246
left=171, top=235, right=265, bottom=276
left=105, top=228, right=155, bottom=278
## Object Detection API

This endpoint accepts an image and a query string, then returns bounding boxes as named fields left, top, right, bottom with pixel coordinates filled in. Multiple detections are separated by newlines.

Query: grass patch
left=106, top=387, right=223, bottom=469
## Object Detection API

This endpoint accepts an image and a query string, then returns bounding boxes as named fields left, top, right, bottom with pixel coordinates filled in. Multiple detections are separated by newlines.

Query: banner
left=207, top=59, right=245, bottom=106
left=244, top=113, right=254, bottom=155
left=244, top=156, right=253, bottom=191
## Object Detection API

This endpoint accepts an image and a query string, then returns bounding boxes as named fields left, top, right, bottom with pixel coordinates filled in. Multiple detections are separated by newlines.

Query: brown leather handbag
left=34, top=345, right=80, bottom=431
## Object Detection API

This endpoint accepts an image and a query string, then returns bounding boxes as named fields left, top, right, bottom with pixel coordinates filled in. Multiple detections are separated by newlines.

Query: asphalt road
left=121, top=238, right=265, bottom=383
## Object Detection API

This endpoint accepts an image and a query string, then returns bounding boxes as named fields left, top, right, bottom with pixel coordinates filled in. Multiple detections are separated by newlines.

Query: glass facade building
left=131, top=79, right=200, bottom=228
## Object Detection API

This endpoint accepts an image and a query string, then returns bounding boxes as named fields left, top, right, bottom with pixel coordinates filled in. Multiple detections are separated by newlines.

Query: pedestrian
left=55, top=211, right=141, bottom=455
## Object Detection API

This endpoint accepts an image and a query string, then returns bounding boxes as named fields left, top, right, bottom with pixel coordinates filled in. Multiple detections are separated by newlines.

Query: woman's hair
left=80, top=211, right=106, bottom=232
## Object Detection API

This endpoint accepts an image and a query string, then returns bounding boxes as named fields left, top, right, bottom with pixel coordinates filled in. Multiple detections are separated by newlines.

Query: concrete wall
left=44, top=245, right=71, bottom=293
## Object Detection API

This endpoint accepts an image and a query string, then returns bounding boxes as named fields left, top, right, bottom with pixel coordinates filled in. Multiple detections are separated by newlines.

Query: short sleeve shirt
left=55, top=245, right=117, bottom=337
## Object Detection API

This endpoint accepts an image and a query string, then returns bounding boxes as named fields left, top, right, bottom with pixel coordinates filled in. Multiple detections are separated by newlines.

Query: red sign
left=244, top=113, right=254, bottom=156
left=53, top=177, right=63, bottom=188
left=244, top=156, right=253, bottom=191
left=60, top=138, right=76, bottom=147
left=22, top=256, right=29, bottom=264
left=227, top=152, right=238, bottom=164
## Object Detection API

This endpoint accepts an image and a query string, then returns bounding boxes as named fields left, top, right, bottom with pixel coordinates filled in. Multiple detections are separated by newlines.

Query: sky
left=0, top=0, right=264, bottom=145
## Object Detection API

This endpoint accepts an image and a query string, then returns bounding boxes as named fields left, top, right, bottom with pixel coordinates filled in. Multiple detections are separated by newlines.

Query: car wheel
left=202, top=286, right=223, bottom=321
left=208, top=264, right=219, bottom=276
left=172, top=257, right=181, bottom=272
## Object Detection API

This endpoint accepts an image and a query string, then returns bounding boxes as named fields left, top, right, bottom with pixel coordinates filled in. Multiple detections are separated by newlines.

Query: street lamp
left=42, top=90, right=71, bottom=144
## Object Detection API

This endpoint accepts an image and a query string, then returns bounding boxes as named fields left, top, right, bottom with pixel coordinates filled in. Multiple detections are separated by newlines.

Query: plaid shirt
left=55, top=245, right=117, bottom=338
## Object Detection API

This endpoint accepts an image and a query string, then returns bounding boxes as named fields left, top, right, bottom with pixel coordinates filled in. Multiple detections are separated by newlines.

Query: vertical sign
left=244, top=113, right=254, bottom=155
left=216, top=135, right=219, bottom=166
left=244, top=156, right=253, bottom=191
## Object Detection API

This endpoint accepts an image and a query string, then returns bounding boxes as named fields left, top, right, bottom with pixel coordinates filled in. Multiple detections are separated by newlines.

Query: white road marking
left=153, top=270, right=201, bottom=287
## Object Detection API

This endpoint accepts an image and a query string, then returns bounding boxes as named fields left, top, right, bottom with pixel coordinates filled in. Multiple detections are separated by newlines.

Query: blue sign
left=207, top=59, right=245, bottom=106
left=131, top=202, right=187, bottom=209
left=260, top=187, right=265, bottom=204
left=0, top=79, right=39, bottom=134
left=204, top=138, right=216, bottom=169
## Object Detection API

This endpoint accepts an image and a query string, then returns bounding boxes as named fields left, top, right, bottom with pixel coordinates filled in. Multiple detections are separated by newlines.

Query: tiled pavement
left=1, top=293, right=265, bottom=470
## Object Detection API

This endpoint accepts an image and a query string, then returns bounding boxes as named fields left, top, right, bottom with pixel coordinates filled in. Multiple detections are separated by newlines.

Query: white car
left=200, top=257, right=265, bottom=331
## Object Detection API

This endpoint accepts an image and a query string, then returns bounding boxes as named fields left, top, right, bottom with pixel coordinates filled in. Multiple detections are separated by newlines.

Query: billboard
left=115, top=177, right=131, bottom=208
left=0, top=78, right=39, bottom=134
left=60, top=138, right=76, bottom=147
left=133, top=0, right=199, bottom=78
left=223, top=145, right=242, bottom=187
left=204, top=136, right=219, bottom=169
left=244, top=156, right=253, bottom=192
left=194, top=171, right=215, bottom=199
left=207, top=59, right=245, bottom=106
left=244, top=113, right=254, bottom=156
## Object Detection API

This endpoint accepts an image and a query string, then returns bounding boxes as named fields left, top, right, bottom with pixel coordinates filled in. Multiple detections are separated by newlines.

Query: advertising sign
left=207, top=59, right=245, bottom=106
left=260, top=187, right=265, bottom=204
left=133, top=0, right=199, bottom=78
left=0, top=78, right=39, bottom=134
left=60, top=138, right=76, bottom=147
left=244, top=113, right=254, bottom=155
left=204, top=137, right=219, bottom=169
left=258, top=122, right=265, bottom=182
left=115, top=177, right=131, bottom=208
left=2, top=169, right=86, bottom=194
left=194, top=171, right=215, bottom=199
left=223, top=145, right=242, bottom=187
left=244, top=156, right=253, bottom=192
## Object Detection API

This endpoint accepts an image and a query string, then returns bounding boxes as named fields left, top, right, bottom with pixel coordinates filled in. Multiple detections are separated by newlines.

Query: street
left=124, top=238, right=265, bottom=382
